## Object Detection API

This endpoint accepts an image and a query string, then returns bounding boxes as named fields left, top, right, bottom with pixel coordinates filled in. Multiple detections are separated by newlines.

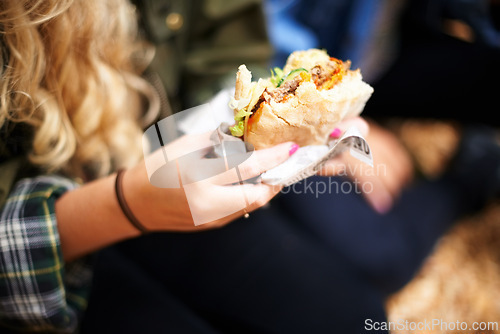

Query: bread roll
left=229, top=49, right=374, bottom=149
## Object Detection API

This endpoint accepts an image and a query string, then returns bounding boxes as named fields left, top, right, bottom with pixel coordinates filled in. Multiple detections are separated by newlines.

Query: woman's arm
left=55, top=172, right=140, bottom=262
left=56, top=140, right=297, bottom=261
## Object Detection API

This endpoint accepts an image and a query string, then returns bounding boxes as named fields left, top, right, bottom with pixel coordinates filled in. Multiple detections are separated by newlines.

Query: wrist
left=122, top=161, right=194, bottom=231
left=115, top=169, right=150, bottom=234
left=120, top=163, right=158, bottom=231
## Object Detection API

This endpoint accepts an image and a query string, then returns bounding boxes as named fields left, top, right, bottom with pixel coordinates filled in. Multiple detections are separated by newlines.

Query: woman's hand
left=56, top=131, right=296, bottom=260
left=124, top=131, right=296, bottom=231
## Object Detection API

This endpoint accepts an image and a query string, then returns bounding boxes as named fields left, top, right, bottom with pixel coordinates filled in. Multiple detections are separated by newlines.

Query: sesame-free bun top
left=231, top=49, right=374, bottom=149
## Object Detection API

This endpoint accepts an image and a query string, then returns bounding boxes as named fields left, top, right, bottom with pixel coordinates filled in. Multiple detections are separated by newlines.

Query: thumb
left=333, top=117, right=369, bottom=138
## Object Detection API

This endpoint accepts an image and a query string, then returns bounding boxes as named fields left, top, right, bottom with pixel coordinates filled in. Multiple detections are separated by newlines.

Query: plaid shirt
left=0, top=175, right=93, bottom=333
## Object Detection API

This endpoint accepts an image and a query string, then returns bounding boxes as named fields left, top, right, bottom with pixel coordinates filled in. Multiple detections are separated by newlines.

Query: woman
left=0, top=0, right=304, bottom=331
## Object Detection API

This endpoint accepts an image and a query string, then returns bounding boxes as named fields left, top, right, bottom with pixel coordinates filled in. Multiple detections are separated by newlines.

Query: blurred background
left=263, top=0, right=500, bottom=332
left=265, top=0, right=500, bottom=123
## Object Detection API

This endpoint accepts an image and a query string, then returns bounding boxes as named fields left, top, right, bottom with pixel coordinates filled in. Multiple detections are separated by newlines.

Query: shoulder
left=2, top=175, right=79, bottom=218
left=8, top=175, right=79, bottom=200
left=11, top=175, right=79, bottom=193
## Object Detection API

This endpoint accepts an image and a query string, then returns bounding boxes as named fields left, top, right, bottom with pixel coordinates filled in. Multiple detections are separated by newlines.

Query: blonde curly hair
left=0, top=0, right=158, bottom=180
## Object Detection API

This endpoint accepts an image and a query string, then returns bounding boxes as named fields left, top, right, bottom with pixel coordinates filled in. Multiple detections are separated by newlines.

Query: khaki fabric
left=0, top=158, right=22, bottom=209
left=134, top=0, right=273, bottom=114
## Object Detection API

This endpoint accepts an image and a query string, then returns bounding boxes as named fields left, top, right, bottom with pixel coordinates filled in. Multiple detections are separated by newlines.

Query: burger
left=229, top=49, right=374, bottom=149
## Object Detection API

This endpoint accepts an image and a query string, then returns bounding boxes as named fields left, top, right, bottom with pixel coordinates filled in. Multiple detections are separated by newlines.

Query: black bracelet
left=115, top=169, right=149, bottom=234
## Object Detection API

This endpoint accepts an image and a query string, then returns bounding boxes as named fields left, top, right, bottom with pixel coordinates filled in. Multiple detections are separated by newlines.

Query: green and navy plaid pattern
left=0, top=176, right=92, bottom=333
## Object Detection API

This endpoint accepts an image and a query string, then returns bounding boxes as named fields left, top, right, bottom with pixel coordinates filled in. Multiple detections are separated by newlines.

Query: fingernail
left=371, top=195, right=393, bottom=215
left=289, top=144, right=299, bottom=156
left=374, top=202, right=391, bottom=215
left=330, top=128, right=342, bottom=138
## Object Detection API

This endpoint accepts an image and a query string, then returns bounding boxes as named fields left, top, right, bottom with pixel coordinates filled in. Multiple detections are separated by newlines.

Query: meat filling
left=249, top=59, right=345, bottom=121
left=270, top=76, right=302, bottom=102
left=311, top=61, right=338, bottom=88
left=249, top=76, right=302, bottom=120
left=312, top=58, right=348, bottom=90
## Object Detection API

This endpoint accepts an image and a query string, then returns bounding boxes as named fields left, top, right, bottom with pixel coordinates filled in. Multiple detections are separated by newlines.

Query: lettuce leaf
left=277, top=67, right=308, bottom=87
left=230, top=120, right=245, bottom=137
left=270, top=67, right=284, bottom=87
left=234, top=108, right=252, bottom=121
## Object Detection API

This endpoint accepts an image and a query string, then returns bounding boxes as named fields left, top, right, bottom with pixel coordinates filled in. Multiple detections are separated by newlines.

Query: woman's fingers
left=237, top=141, right=296, bottom=180
left=192, top=182, right=283, bottom=230
left=206, top=141, right=297, bottom=185
left=242, top=183, right=283, bottom=211
left=183, top=182, right=282, bottom=226
left=333, top=117, right=369, bottom=137
left=173, top=140, right=294, bottom=226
